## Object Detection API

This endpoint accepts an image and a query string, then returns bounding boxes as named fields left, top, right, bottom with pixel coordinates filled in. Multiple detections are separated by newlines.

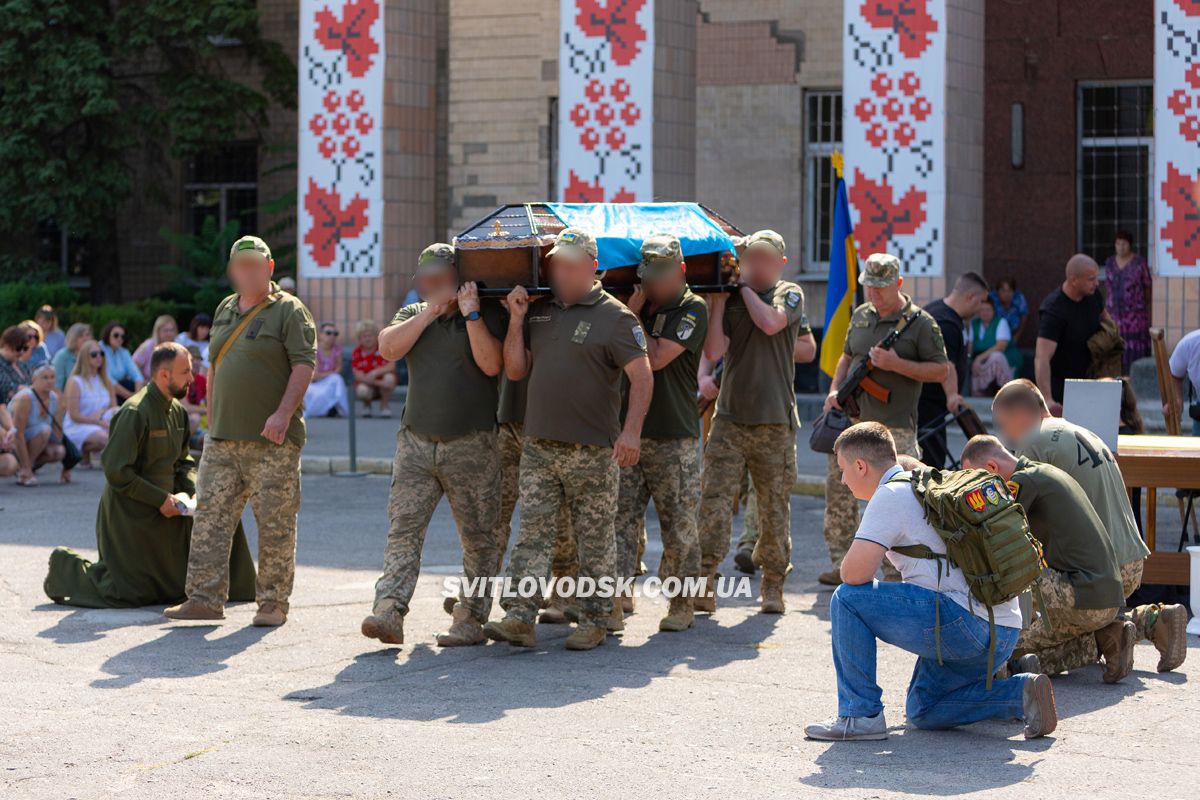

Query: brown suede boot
left=164, top=598, right=224, bottom=621
left=483, top=616, right=536, bottom=647
left=1142, top=603, right=1189, bottom=672
left=621, top=592, right=635, bottom=615
left=539, top=584, right=570, bottom=624
left=760, top=574, right=786, bottom=614
left=252, top=601, right=287, bottom=627
left=361, top=606, right=404, bottom=645
left=1095, top=619, right=1136, bottom=684
left=659, top=596, right=694, bottom=632
left=817, top=570, right=842, bottom=587
left=436, top=606, right=486, bottom=647
left=606, top=603, right=625, bottom=632
left=564, top=623, right=606, bottom=651
left=694, top=568, right=718, bottom=614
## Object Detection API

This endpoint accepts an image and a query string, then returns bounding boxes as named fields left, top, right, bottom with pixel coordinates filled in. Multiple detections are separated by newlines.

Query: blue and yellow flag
left=820, top=152, right=859, bottom=378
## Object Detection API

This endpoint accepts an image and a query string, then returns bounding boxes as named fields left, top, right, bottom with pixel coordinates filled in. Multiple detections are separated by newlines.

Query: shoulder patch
left=1006, top=480, right=1020, bottom=498
left=785, top=291, right=801, bottom=309
left=632, top=325, right=647, bottom=350
left=676, top=312, right=698, bottom=341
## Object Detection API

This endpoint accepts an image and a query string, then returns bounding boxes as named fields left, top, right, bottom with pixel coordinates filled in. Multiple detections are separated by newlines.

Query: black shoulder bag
left=35, top=390, right=82, bottom=470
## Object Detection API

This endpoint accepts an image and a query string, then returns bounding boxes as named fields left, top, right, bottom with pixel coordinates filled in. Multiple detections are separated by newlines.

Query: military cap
left=230, top=235, right=272, bottom=261
left=638, top=233, right=683, bottom=280
left=859, top=253, right=901, bottom=287
left=744, top=229, right=786, bottom=256
left=416, top=242, right=456, bottom=273
left=547, top=227, right=598, bottom=261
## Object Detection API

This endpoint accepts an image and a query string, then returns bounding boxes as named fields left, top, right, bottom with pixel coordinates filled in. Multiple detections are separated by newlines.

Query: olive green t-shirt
left=843, top=295, right=947, bottom=430
left=497, top=375, right=527, bottom=425
left=208, top=284, right=317, bottom=448
left=1017, top=418, right=1149, bottom=567
left=1009, top=456, right=1125, bottom=609
left=390, top=302, right=505, bottom=438
left=715, top=281, right=812, bottom=428
left=524, top=282, right=648, bottom=447
left=622, top=288, right=708, bottom=439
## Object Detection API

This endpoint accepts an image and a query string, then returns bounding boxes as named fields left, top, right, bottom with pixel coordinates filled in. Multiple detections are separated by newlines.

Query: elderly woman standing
left=1105, top=230, right=1153, bottom=373
left=133, top=315, right=179, bottom=379
left=51, top=323, right=92, bottom=391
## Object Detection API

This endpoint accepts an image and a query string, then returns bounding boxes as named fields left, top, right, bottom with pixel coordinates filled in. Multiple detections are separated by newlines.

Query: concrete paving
left=1, top=460, right=1196, bottom=799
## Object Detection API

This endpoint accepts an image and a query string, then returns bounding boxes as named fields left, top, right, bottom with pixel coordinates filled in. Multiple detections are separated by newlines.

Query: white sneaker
left=804, top=711, right=888, bottom=741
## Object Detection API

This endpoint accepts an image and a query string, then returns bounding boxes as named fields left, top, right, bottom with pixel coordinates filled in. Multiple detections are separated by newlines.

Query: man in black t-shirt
left=916, top=273, right=988, bottom=468
left=1035, top=255, right=1106, bottom=414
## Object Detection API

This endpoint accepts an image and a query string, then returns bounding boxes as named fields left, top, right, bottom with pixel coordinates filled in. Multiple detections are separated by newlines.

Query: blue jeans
left=831, top=580, right=1026, bottom=729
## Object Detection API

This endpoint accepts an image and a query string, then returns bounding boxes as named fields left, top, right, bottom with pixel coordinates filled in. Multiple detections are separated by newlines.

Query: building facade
left=101, top=0, right=1194, bottom=351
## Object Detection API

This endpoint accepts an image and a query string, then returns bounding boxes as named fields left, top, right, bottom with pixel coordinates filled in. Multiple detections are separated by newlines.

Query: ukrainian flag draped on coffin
left=820, top=152, right=858, bottom=378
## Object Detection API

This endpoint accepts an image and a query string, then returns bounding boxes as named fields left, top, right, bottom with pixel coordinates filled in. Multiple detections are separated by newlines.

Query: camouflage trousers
left=823, top=426, right=918, bottom=572
left=497, top=422, right=575, bottom=577
left=500, top=438, right=618, bottom=625
left=186, top=438, right=301, bottom=610
left=737, top=472, right=759, bottom=550
left=1015, top=567, right=1119, bottom=675
left=698, top=418, right=795, bottom=579
left=615, top=437, right=701, bottom=588
left=375, top=428, right=500, bottom=624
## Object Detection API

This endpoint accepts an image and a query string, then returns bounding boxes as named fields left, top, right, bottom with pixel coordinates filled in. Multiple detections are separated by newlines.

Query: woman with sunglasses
left=99, top=320, right=143, bottom=401
left=63, top=339, right=118, bottom=467
left=303, top=323, right=349, bottom=418
left=0, top=325, right=32, bottom=406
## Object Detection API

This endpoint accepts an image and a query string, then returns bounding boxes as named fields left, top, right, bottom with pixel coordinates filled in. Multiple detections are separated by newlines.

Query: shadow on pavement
left=283, top=613, right=779, bottom=724
left=801, top=727, right=1053, bottom=794
left=88, top=624, right=276, bottom=689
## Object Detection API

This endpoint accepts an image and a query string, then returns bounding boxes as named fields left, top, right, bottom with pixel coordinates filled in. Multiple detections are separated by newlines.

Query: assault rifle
left=835, top=309, right=920, bottom=418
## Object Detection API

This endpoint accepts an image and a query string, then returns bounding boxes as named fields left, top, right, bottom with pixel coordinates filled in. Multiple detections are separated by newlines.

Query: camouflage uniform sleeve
left=390, top=303, right=422, bottom=326
left=844, top=306, right=866, bottom=356
left=283, top=299, right=318, bottom=368
left=914, top=313, right=949, bottom=364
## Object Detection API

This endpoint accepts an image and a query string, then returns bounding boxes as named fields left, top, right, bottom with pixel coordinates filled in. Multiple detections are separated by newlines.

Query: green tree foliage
left=0, top=0, right=296, bottom=248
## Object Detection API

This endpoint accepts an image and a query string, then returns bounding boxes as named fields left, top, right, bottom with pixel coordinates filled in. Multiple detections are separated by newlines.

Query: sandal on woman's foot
left=17, top=476, right=39, bottom=487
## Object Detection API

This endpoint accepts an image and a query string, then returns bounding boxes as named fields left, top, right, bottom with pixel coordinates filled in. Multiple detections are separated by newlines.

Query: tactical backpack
left=889, top=467, right=1047, bottom=686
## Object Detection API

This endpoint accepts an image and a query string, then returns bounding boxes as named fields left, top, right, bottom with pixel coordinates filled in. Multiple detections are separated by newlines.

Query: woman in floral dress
left=1104, top=230, right=1153, bottom=373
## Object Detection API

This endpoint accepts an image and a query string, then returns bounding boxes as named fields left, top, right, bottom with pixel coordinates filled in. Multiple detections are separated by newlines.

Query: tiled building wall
left=694, top=0, right=841, bottom=316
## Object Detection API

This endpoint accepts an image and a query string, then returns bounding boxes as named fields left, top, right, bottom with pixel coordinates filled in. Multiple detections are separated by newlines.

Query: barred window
left=804, top=90, right=843, bottom=272
left=1078, top=83, right=1153, bottom=263
left=184, top=142, right=259, bottom=236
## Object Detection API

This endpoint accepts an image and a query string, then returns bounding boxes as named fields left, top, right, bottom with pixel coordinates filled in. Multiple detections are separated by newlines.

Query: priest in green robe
left=44, top=342, right=256, bottom=607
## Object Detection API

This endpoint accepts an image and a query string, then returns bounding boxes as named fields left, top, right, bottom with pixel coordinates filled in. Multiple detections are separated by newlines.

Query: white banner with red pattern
left=1156, top=0, right=1200, bottom=276
left=558, top=0, right=654, bottom=202
left=298, top=0, right=384, bottom=278
left=844, top=0, right=945, bottom=276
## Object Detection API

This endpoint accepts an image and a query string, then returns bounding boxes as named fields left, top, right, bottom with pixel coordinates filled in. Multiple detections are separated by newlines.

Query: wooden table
left=1115, top=435, right=1200, bottom=585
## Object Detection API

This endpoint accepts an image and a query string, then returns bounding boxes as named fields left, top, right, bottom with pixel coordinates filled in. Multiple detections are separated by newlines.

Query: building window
left=1078, top=83, right=1153, bottom=265
left=804, top=90, right=843, bottom=273
left=184, top=142, right=258, bottom=236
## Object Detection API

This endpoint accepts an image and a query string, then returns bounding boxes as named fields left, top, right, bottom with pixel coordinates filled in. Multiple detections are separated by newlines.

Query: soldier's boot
left=563, top=604, right=584, bottom=624
left=564, top=623, right=606, bottom=651
left=658, top=596, right=694, bottom=632
left=817, top=569, right=843, bottom=587
left=760, top=573, right=786, bottom=615
left=436, top=606, right=486, bottom=647
left=483, top=616, right=536, bottom=648
left=1137, top=603, right=1189, bottom=672
left=606, top=603, right=625, bottom=633
left=621, top=592, right=635, bottom=615
left=538, top=583, right=570, bottom=624
left=1095, top=619, right=1136, bottom=684
left=442, top=596, right=457, bottom=615
left=252, top=601, right=287, bottom=627
left=694, top=564, right=718, bottom=614
left=164, top=598, right=225, bottom=621
left=361, top=606, right=404, bottom=645
left=734, top=545, right=757, bottom=575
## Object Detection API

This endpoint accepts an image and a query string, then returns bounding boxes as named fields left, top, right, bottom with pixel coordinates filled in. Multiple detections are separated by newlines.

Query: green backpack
left=889, top=467, right=1047, bottom=686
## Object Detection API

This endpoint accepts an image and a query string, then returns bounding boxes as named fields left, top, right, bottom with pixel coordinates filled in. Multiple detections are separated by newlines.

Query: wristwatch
left=465, top=310, right=481, bottom=322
